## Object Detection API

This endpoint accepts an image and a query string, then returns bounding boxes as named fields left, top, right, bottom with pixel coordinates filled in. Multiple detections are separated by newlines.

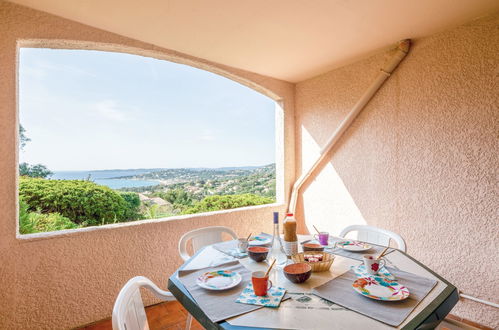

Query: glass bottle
left=283, top=213, right=298, bottom=256
left=270, top=212, right=287, bottom=266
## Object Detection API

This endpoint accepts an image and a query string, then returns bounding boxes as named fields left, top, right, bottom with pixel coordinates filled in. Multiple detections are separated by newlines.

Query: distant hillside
left=119, top=164, right=276, bottom=199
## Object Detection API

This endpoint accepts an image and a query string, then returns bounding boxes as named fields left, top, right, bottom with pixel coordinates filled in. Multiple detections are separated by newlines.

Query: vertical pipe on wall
left=288, top=39, right=411, bottom=215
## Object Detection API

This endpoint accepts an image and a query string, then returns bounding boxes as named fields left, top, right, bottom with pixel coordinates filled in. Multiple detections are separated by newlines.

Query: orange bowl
left=283, top=263, right=312, bottom=283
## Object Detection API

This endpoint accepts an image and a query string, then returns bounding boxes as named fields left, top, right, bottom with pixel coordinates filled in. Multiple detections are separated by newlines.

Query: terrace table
left=168, top=236, right=458, bottom=330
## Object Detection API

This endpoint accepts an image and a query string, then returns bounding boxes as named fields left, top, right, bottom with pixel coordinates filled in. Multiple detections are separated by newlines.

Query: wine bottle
left=270, top=212, right=287, bottom=266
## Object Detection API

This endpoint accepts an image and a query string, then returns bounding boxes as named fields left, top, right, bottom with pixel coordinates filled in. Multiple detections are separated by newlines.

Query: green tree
left=161, top=189, right=194, bottom=206
left=19, top=125, right=53, bottom=178
left=19, top=162, right=53, bottom=178
left=19, top=124, right=31, bottom=151
left=119, top=192, right=141, bottom=220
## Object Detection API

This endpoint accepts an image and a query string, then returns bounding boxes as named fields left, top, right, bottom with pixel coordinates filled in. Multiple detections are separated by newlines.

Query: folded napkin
left=180, top=246, right=235, bottom=272
left=177, top=260, right=262, bottom=323
left=312, top=267, right=437, bottom=327
left=212, top=240, right=248, bottom=259
left=236, top=283, right=287, bottom=308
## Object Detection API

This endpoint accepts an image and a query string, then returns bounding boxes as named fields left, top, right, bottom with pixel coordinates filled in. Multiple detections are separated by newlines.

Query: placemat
left=178, top=260, right=262, bottom=323
left=212, top=240, right=248, bottom=259
left=312, top=267, right=437, bottom=326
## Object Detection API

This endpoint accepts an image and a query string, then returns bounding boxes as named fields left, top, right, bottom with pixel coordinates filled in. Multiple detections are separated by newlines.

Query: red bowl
left=283, top=263, right=312, bottom=283
left=247, top=246, right=269, bottom=262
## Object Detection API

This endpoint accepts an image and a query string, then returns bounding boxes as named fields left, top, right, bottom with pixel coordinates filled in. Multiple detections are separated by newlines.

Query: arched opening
left=17, top=44, right=283, bottom=235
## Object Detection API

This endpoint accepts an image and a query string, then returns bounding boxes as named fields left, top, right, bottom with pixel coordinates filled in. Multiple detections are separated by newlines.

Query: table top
left=168, top=236, right=458, bottom=330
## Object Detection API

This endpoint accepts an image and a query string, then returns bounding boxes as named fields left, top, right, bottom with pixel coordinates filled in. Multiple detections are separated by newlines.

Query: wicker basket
left=291, top=252, right=334, bottom=272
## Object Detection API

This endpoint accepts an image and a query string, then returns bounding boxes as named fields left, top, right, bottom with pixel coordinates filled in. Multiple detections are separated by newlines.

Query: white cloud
left=92, top=100, right=132, bottom=122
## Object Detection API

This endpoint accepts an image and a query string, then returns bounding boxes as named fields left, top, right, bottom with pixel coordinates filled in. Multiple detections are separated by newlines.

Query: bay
left=51, top=169, right=160, bottom=189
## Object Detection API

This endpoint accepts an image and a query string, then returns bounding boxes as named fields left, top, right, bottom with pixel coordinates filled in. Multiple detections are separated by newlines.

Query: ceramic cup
left=251, top=271, right=272, bottom=296
left=314, top=232, right=329, bottom=246
left=363, top=254, right=386, bottom=275
left=237, top=238, right=249, bottom=253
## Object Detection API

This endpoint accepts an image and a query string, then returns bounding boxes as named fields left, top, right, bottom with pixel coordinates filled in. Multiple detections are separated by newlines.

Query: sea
left=51, top=169, right=160, bottom=190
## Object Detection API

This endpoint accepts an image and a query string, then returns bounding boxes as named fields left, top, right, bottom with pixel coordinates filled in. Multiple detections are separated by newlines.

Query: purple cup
left=314, top=232, right=329, bottom=246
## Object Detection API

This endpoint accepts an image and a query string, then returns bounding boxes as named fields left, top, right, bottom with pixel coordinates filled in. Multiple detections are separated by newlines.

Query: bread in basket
left=291, top=251, right=334, bottom=272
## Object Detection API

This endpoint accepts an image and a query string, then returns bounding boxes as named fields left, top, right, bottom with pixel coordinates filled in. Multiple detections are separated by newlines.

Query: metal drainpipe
left=288, top=39, right=411, bottom=215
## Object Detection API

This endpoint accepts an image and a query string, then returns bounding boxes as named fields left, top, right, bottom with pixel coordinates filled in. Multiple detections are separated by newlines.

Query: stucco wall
left=295, top=13, right=499, bottom=328
left=0, top=2, right=295, bottom=329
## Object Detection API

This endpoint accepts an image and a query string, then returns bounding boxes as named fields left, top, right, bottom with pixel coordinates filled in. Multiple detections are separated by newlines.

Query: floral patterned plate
left=196, top=270, right=242, bottom=290
left=352, top=277, right=410, bottom=301
left=336, top=240, right=372, bottom=252
left=248, top=234, right=272, bottom=246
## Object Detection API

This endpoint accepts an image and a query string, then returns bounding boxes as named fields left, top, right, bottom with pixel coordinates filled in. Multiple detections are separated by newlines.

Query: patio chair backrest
left=178, top=226, right=238, bottom=261
left=112, top=276, right=175, bottom=330
left=339, top=225, right=406, bottom=252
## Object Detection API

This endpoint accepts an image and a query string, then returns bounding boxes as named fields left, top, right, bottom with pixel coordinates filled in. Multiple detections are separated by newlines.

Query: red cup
left=251, top=271, right=272, bottom=296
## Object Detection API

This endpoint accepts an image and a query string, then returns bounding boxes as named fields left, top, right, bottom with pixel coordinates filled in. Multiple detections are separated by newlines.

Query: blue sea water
left=51, top=169, right=160, bottom=189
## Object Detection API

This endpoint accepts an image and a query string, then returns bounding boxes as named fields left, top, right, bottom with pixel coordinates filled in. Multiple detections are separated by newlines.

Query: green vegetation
left=19, top=177, right=141, bottom=226
left=119, top=191, right=142, bottom=220
left=19, top=162, right=53, bottom=178
left=18, top=124, right=275, bottom=234
left=182, top=194, right=274, bottom=214
left=19, top=125, right=53, bottom=179
left=151, top=189, right=194, bottom=212
left=19, top=124, right=30, bottom=150
left=18, top=164, right=276, bottom=234
left=19, top=198, right=79, bottom=234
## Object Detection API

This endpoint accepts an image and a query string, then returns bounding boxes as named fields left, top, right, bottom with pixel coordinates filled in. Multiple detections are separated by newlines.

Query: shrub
left=22, top=212, right=79, bottom=234
left=19, top=177, right=132, bottom=226
left=119, top=192, right=142, bottom=220
left=19, top=198, right=79, bottom=234
left=182, top=194, right=274, bottom=214
left=19, top=198, right=35, bottom=234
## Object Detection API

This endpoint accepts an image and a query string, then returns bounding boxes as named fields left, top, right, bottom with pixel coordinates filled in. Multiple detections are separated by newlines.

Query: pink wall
left=295, top=13, right=499, bottom=328
left=0, top=2, right=295, bottom=328
left=1, top=1, right=497, bottom=328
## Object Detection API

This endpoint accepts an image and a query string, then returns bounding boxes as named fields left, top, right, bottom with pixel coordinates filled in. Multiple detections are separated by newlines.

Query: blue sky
left=19, top=48, right=276, bottom=171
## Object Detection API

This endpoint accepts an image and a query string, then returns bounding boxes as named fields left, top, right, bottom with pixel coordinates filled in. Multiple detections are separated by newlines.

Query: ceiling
left=9, top=0, right=499, bottom=82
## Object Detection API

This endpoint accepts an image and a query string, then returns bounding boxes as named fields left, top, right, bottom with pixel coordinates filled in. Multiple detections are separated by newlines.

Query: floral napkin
left=236, top=283, right=286, bottom=308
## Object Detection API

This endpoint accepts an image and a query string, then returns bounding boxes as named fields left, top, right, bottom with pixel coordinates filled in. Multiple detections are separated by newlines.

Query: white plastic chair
left=112, top=276, right=177, bottom=330
left=178, top=226, right=238, bottom=261
left=339, top=225, right=406, bottom=252
left=177, top=226, right=238, bottom=328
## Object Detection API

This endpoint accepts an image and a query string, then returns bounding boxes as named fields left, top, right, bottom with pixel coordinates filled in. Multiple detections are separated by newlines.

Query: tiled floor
left=80, top=301, right=204, bottom=330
